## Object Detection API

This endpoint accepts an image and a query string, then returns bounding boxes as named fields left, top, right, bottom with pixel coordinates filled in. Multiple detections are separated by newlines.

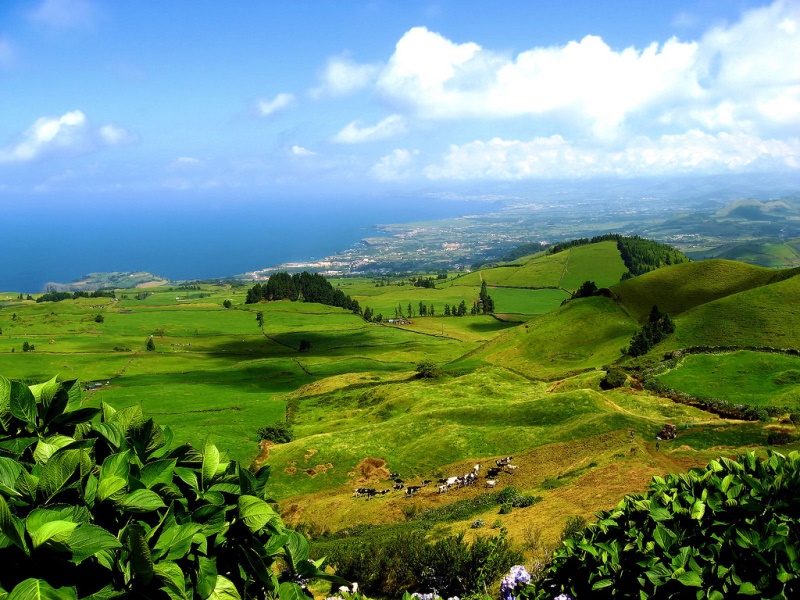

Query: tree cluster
left=37, top=290, right=116, bottom=303
left=245, top=272, right=360, bottom=313
left=627, top=305, right=675, bottom=357
left=412, top=277, right=436, bottom=288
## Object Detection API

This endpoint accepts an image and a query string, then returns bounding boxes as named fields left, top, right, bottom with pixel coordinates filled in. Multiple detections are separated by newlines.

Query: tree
left=408, top=302, right=413, bottom=318
left=21, top=341, right=30, bottom=352
left=0, top=373, right=343, bottom=598
left=444, top=304, right=451, bottom=316
left=145, top=336, right=156, bottom=351
left=255, top=310, right=264, bottom=329
left=457, top=300, right=467, bottom=316
left=256, top=420, right=294, bottom=444
left=222, top=299, right=232, bottom=309
left=94, top=314, right=104, bottom=323
left=572, top=280, right=598, bottom=299
left=299, top=339, right=311, bottom=352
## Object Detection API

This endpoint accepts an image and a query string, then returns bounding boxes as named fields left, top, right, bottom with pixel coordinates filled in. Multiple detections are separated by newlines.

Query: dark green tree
left=222, top=299, right=232, bottom=309
left=255, top=311, right=264, bottom=329
left=145, top=336, right=156, bottom=351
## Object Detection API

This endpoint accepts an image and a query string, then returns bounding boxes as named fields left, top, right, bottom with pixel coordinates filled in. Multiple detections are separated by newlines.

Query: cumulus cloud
left=422, top=131, right=800, bottom=180
left=312, top=55, right=381, bottom=97
left=372, top=148, right=419, bottom=180
left=258, top=93, right=295, bottom=116
left=29, top=0, right=97, bottom=29
left=332, top=114, right=406, bottom=143
left=0, top=110, right=135, bottom=163
left=167, top=156, right=202, bottom=170
left=366, top=1, right=799, bottom=142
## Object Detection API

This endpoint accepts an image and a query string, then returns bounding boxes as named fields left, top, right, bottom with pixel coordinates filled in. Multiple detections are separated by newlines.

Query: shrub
left=767, top=431, right=793, bottom=445
left=600, top=368, right=627, bottom=389
left=415, top=360, right=443, bottom=379
left=523, top=451, right=800, bottom=599
left=471, top=519, right=484, bottom=529
left=256, top=420, right=294, bottom=444
left=145, top=336, right=156, bottom=351
left=0, top=373, right=342, bottom=598
left=558, top=515, right=587, bottom=543
left=222, top=299, right=232, bottom=309
left=94, top=314, right=104, bottom=323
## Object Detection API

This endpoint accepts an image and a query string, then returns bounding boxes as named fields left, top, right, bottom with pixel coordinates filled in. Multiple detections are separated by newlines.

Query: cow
left=504, top=464, right=519, bottom=474
left=421, top=479, right=432, bottom=487
left=393, top=483, right=405, bottom=491
left=438, top=484, right=449, bottom=494
left=487, top=467, right=502, bottom=477
left=390, top=472, right=400, bottom=478
left=485, top=479, right=497, bottom=489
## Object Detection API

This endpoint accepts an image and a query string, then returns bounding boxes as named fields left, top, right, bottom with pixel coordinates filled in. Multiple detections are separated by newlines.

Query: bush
left=767, top=431, right=793, bottom=445
left=0, top=373, right=341, bottom=598
left=256, top=420, right=294, bottom=444
left=558, top=515, right=587, bottom=543
left=94, top=314, right=104, bottom=323
left=600, top=368, right=627, bottom=389
left=497, top=486, right=541, bottom=509
left=415, top=360, right=443, bottom=379
left=523, top=451, right=800, bottom=599
left=222, top=299, right=232, bottom=309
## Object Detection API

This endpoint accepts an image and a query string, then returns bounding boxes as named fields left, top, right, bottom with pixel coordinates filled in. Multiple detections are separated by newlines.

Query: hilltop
left=42, top=271, right=170, bottom=292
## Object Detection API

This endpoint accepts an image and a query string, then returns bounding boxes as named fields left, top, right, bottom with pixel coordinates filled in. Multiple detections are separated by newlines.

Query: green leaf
left=33, top=435, right=74, bottom=465
left=29, top=375, right=58, bottom=404
left=97, top=476, right=127, bottom=503
left=29, top=520, right=79, bottom=550
left=61, top=379, right=82, bottom=411
left=0, top=374, right=11, bottom=411
left=0, top=456, right=23, bottom=489
left=591, top=579, right=614, bottom=590
left=238, top=495, right=279, bottom=532
left=277, top=582, right=304, bottom=600
left=677, top=570, right=703, bottom=587
left=690, top=500, right=706, bottom=520
left=68, top=523, right=122, bottom=564
left=154, top=561, right=186, bottom=595
left=38, top=449, right=82, bottom=503
left=0, top=495, right=26, bottom=553
left=0, top=436, right=38, bottom=460
left=108, top=404, right=143, bottom=435
left=10, top=381, right=37, bottom=426
left=196, top=556, right=218, bottom=599
left=202, top=442, right=220, bottom=489
left=174, top=467, right=198, bottom=490
left=738, top=582, right=760, bottom=595
left=153, top=523, right=203, bottom=561
left=139, top=459, right=176, bottom=489
left=116, top=489, right=167, bottom=513
left=92, top=422, right=125, bottom=450
left=8, top=579, right=77, bottom=600
left=285, top=531, right=309, bottom=570
left=125, top=524, right=154, bottom=586
left=208, top=576, right=242, bottom=600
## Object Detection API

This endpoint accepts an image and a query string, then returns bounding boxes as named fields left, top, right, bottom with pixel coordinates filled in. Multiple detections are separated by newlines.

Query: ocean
left=0, top=194, right=501, bottom=292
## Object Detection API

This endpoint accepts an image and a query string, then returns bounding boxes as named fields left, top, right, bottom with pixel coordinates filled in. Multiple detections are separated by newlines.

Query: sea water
left=0, top=193, right=501, bottom=292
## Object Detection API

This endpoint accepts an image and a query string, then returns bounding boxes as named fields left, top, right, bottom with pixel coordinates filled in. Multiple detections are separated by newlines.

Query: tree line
left=36, top=290, right=116, bottom=303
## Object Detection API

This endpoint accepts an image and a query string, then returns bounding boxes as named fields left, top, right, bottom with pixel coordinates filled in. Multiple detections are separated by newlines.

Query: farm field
left=655, top=351, right=800, bottom=408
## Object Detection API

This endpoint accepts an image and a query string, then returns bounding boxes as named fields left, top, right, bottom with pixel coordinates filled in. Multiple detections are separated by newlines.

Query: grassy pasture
left=559, top=241, right=627, bottom=291
left=450, top=252, right=568, bottom=289
left=350, top=286, right=483, bottom=317
left=655, top=351, right=800, bottom=409
left=468, top=296, right=637, bottom=379
left=489, top=287, right=570, bottom=315
left=611, top=259, right=788, bottom=322
left=662, top=273, right=800, bottom=351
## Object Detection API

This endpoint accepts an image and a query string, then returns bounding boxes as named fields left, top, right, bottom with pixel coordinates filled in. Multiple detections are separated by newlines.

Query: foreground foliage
left=526, top=450, right=800, bottom=599
left=0, top=374, right=342, bottom=599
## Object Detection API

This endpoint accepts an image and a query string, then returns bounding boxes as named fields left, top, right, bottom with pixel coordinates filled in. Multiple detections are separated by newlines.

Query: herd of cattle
left=352, top=456, right=519, bottom=501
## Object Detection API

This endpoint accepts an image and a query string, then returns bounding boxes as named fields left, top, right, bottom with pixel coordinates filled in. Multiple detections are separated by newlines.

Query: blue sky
left=0, top=0, right=798, bottom=198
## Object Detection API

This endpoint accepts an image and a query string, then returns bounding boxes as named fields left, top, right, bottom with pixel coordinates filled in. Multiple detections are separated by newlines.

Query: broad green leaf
left=84, top=473, right=98, bottom=505
left=61, top=379, right=82, bottom=411
left=10, top=381, right=37, bottom=426
left=0, top=495, right=26, bottom=553
left=591, top=579, right=613, bottom=590
left=129, top=419, right=167, bottom=462
left=690, top=500, right=706, bottom=520
left=43, top=387, right=69, bottom=426
left=677, top=570, right=702, bottom=587
left=285, top=531, right=309, bottom=569
left=30, top=520, right=79, bottom=550
left=101, top=401, right=117, bottom=422
left=116, top=489, right=166, bottom=513
left=125, top=524, right=154, bottom=586
left=174, top=467, right=198, bottom=490
left=0, top=375, right=11, bottom=413
left=38, top=449, right=82, bottom=503
left=68, top=523, right=122, bottom=564
left=109, top=404, right=143, bottom=436
left=649, top=505, right=673, bottom=522
left=238, top=495, right=279, bottom=532
left=154, top=561, right=185, bottom=594
left=139, top=459, right=176, bottom=489
left=202, top=443, right=220, bottom=489
left=33, top=435, right=74, bottom=465
left=153, top=523, right=203, bottom=561
left=28, top=375, right=58, bottom=403
left=209, top=575, right=242, bottom=600
left=196, top=556, right=218, bottom=599
left=738, top=581, right=759, bottom=595
left=8, top=579, right=77, bottom=600
left=97, top=476, right=127, bottom=503
left=0, top=456, right=23, bottom=489
left=92, top=422, right=125, bottom=450
left=277, top=582, right=304, bottom=600
left=100, top=451, right=132, bottom=481
left=49, top=407, right=101, bottom=429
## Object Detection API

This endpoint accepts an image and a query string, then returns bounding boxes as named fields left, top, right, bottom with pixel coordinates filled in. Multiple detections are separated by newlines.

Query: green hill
left=611, top=260, right=798, bottom=322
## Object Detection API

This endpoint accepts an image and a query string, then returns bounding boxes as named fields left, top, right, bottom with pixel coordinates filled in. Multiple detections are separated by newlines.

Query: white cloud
left=332, top=114, right=406, bottom=143
left=0, top=110, right=135, bottom=163
left=370, top=1, right=799, bottom=141
left=167, top=156, right=201, bottom=170
left=291, top=145, right=317, bottom=157
left=312, top=55, right=381, bottom=97
left=422, top=131, right=800, bottom=180
left=29, top=0, right=97, bottom=29
left=258, top=93, right=295, bottom=117
left=372, top=148, right=419, bottom=180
